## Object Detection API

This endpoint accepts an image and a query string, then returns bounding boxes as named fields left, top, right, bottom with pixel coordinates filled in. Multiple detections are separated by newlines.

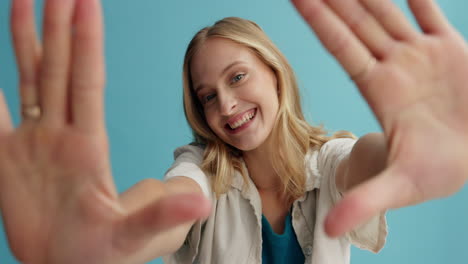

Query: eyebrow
left=194, top=61, right=245, bottom=93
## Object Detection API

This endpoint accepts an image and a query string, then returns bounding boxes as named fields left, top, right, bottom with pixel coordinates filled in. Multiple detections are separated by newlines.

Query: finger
left=39, top=0, right=75, bottom=126
left=408, top=0, right=452, bottom=34
left=360, top=0, right=418, bottom=41
left=10, top=0, right=42, bottom=109
left=291, top=0, right=374, bottom=78
left=114, top=193, right=211, bottom=250
left=325, top=0, right=394, bottom=59
left=324, top=166, right=417, bottom=238
left=0, top=89, right=14, bottom=134
left=71, top=0, right=106, bottom=134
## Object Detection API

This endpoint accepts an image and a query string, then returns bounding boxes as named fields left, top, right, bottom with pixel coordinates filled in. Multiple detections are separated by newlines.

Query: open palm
left=0, top=1, right=209, bottom=263
left=292, top=0, right=468, bottom=236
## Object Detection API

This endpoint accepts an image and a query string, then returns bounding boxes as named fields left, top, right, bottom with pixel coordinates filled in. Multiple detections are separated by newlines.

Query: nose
left=218, top=89, right=237, bottom=116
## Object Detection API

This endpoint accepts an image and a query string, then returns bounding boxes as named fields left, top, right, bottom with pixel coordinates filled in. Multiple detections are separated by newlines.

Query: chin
left=229, top=139, right=265, bottom=152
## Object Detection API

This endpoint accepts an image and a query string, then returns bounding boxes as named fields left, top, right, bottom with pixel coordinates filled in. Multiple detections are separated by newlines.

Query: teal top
left=261, top=213, right=306, bottom=264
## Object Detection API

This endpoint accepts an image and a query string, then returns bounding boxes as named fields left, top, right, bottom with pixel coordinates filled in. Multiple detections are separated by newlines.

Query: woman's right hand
left=0, top=1, right=210, bottom=263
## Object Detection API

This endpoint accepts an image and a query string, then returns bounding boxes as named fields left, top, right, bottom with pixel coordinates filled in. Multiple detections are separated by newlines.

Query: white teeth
left=229, top=111, right=255, bottom=129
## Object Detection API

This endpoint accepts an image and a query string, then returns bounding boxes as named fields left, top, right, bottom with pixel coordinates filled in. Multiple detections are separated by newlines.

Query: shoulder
left=306, top=137, right=356, bottom=166
left=172, top=143, right=206, bottom=164
left=165, top=143, right=212, bottom=199
left=304, top=138, right=357, bottom=189
left=317, top=138, right=356, bottom=165
left=319, top=137, right=356, bottom=155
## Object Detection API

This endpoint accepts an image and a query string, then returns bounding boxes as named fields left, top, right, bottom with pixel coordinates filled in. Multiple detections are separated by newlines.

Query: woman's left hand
left=291, top=0, right=468, bottom=237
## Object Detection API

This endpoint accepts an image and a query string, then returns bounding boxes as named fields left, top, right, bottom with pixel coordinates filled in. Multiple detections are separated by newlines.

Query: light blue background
left=1, top=1, right=467, bottom=263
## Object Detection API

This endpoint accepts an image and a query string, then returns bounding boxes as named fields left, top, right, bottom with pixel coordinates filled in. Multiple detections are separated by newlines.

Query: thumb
left=324, top=165, right=418, bottom=238
left=114, top=192, right=211, bottom=250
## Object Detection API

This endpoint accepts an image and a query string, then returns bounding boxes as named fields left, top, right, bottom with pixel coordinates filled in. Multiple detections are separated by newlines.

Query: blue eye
left=232, top=73, right=245, bottom=83
left=203, top=93, right=217, bottom=104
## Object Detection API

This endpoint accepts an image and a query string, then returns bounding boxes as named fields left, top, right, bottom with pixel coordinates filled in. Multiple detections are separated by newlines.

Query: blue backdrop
left=1, top=1, right=467, bottom=263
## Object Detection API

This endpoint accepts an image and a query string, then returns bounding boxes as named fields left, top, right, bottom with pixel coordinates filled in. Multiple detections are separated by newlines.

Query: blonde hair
left=182, top=17, right=354, bottom=201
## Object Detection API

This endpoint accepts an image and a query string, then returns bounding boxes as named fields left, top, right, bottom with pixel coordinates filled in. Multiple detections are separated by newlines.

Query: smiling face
left=190, top=37, right=279, bottom=152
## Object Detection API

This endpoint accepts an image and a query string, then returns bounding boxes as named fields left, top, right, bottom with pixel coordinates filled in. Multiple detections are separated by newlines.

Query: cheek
left=251, top=74, right=278, bottom=101
left=255, top=84, right=279, bottom=112
left=261, top=91, right=280, bottom=125
left=204, top=110, right=221, bottom=133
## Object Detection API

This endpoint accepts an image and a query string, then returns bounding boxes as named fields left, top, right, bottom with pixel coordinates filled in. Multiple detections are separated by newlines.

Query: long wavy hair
left=182, top=17, right=354, bottom=201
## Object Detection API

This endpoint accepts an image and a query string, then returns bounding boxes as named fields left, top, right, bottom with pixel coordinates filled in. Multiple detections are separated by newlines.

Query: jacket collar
left=230, top=149, right=321, bottom=201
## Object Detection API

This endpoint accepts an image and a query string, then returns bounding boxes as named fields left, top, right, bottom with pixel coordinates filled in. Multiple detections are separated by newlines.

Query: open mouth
left=225, top=108, right=257, bottom=133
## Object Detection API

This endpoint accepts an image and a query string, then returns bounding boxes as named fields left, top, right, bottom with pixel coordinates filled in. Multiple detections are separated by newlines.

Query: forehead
left=190, top=37, right=258, bottom=84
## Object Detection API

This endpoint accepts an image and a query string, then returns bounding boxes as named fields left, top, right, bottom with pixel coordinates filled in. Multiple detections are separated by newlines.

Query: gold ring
left=351, top=57, right=377, bottom=81
left=21, top=104, right=42, bottom=120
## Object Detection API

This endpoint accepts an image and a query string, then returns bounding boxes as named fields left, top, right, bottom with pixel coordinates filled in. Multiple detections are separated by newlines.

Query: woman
left=164, top=16, right=384, bottom=263
left=1, top=0, right=467, bottom=263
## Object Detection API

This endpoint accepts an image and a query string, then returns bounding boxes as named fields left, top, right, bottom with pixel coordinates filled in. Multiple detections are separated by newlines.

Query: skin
left=0, top=1, right=210, bottom=263
left=190, top=37, right=288, bottom=232
left=191, top=37, right=279, bottom=154
left=290, top=0, right=468, bottom=237
left=0, top=0, right=467, bottom=263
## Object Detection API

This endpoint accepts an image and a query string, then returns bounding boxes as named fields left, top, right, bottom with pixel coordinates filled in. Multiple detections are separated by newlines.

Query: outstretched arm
left=116, top=177, right=209, bottom=263
left=291, top=0, right=468, bottom=237
left=335, top=133, right=387, bottom=195
left=0, top=1, right=210, bottom=263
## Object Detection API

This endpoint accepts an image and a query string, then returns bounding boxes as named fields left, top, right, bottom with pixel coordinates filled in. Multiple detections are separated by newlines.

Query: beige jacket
left=163, top=138, right=387, bottom=264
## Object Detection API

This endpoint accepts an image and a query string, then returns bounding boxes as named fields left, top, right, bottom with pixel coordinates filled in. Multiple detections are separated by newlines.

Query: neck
left=243, top=141, right=281, bottom=191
